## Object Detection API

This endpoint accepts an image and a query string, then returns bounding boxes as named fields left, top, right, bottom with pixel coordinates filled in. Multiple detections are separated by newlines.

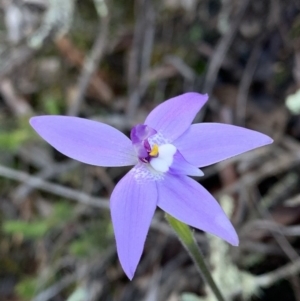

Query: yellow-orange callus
left=149, top=144, right=159, bottom=157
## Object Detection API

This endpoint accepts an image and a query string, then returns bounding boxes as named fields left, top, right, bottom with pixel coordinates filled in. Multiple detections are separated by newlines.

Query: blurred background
left=0, top=0, right=300, bottom=300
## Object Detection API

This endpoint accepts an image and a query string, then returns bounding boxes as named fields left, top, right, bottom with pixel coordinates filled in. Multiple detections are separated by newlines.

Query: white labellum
left=150, top=144, right=176, bottom=173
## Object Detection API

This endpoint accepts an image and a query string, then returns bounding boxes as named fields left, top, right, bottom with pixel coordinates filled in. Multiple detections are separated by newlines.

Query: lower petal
left=157, top=174, right=238, bottom=246
left=110, top=168, right=158, bottom=279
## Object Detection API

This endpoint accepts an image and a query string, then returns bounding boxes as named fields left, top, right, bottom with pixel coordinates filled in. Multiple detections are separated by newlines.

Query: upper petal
left=144, top=93, right=208, bottom=141
left=173, top=123, right=273, bottom=167
left=157, top=174, right=238, bottom=246
left=30, top=116, right=137, bottom=167
left=110, top=168, right=158, bottom=279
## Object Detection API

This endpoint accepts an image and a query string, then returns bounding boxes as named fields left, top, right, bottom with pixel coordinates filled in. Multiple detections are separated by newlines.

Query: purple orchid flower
left=29, top=93, right=273, bottom=279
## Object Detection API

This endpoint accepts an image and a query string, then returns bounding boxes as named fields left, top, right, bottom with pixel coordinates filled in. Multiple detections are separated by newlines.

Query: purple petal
left=169, top=151, right=204, bottom=177
left=110, top=168, right=158, bottom=279
left=157, top=174, right=238, bottom=246
left=30, top=116, right=137, bottom=167
left=174, top=123, right=273, bottom=167
left=144, top=93, right=208, bottom=141
left=130, top=124, right=157, bottom=162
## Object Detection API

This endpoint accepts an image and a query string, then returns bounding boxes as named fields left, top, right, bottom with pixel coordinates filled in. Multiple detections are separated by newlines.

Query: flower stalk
left=166, top=214, right=227, bottom=301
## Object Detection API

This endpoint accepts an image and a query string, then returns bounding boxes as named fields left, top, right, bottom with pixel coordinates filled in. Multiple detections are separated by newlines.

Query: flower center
left=140, top=143, right=160, bottom=163
left=130, top=124, right=176, bottom=172
left=149, top=144, right=159, bottom=157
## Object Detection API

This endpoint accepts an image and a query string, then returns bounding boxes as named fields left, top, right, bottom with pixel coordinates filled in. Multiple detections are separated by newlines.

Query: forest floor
left=1, top=0, right=300, bottom=300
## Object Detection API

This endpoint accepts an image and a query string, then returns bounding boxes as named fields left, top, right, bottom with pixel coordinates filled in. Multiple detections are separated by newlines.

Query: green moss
left=15, top=277, right=38, bottom=300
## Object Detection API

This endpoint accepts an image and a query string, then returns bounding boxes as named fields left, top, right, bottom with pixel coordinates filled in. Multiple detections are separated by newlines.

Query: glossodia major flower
left=29, top=93, right=273, bottom=279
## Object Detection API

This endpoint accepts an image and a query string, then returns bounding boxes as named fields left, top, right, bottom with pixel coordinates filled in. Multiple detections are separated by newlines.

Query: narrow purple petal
left=144, top=93, right=208, bottom=141
left=130, top=124, right=157, bottom=162
left=130, top=124, right=157, bottom=144
left=157, top=174, right=238, bottom=246
left=30, top=116, right=137, bottom=167
left=169, top=151, right=204, bottom=177
left=110, top=168, right=158, bottom=279
left=174, top=123, right=273, bottom=167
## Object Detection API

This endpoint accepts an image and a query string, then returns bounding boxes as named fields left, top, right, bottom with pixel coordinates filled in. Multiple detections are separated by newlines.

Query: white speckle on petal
left=150, top=144, right=176, bottom=173
left=148, top=132, right=170, bottom=147
left=131, top=163, right=164, bottom=182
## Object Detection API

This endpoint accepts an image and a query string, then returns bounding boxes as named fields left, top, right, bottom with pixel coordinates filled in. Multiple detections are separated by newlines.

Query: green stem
left=165, top=214, right=226, bottom=301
